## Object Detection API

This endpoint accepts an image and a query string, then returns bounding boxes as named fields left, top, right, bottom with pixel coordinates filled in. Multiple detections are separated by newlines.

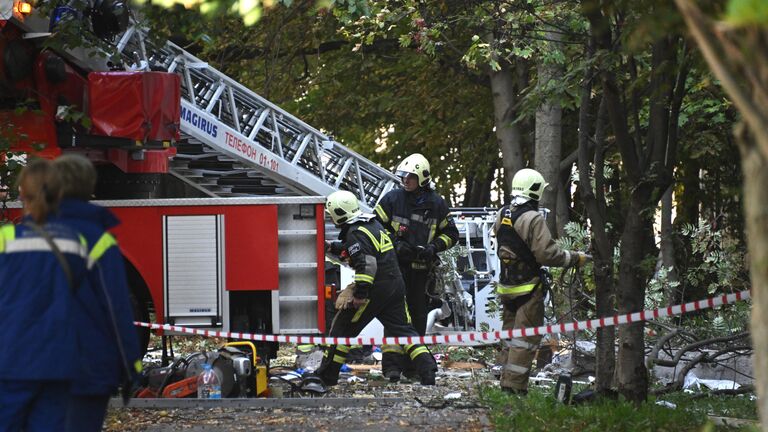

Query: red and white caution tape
left=134, top=290, right=750, bottom=346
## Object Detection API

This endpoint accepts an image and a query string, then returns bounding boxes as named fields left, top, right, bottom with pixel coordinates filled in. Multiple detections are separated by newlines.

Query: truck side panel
left=110, top=204, right=280, bottom=325
left=223, top=205, right=278, bottom=291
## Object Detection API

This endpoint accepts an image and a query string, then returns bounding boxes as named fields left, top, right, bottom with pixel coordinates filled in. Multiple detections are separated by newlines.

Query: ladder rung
left=278, top=263, right=318, bottom=269
left=278, top=295, right=318, bottom=302
left=278, top=230, right=317, bottom=235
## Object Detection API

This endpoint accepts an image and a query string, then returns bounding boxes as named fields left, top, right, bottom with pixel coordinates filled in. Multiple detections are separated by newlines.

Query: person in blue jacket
left=53, top=154, right=142, bottom=432
left=0, top=159, right=89, bottom=432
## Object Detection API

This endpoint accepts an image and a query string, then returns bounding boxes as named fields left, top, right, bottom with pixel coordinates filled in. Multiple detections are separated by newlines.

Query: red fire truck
left=0, top=0, right=399, bottom=356
left=1, top=0, right=502, bottom=360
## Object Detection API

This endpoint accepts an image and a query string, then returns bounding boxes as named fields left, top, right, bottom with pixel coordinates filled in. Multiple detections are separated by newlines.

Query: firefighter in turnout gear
left=300, top=191, right=437, bottom=393
left=374, top=153, right=459, bottom=382
left=494, top=168, right=591, bottom=394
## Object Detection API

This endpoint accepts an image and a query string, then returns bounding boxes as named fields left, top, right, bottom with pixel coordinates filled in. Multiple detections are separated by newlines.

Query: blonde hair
left=53, top=153, right=97, bottom=200
left=17, top=159, right=62, bottom=224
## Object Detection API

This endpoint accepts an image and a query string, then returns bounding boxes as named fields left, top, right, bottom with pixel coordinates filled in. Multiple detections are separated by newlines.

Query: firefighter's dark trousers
left=500, top=287, right=544, bottom=391
left=315, top=275, right=436, bottom=385
left=381, top=267, right=430, bottom=377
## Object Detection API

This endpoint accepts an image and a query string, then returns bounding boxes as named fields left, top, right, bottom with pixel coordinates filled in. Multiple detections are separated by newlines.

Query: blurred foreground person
left=54, top=154, right=141, bottom=432
left=0, top=159, right=87, bottom=432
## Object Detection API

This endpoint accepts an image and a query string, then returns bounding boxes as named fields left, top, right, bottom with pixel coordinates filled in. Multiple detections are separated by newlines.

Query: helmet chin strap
left=344, top=213, right=375, bottom=225
left=511, top=195, right=532, bottom=206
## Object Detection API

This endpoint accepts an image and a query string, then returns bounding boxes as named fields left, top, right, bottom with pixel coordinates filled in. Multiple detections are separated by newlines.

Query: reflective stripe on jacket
left=374, top=188, right=458, bottom=265
left=493, top=204, right=580, bottom=297
left=0, top=219, right=88, bottom=380
left=56, top=199, right=142, bottom=396
left=334, top=218, right=402, bottom=300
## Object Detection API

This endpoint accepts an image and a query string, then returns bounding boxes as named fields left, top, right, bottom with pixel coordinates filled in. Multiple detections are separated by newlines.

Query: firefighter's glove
left=576, top=252, right=592, bottom=267
left=353, top=282, right=372, bottom=307
left=395, top=240, right=416, bottom=261
left=326, top=241, right=344, bottom=256
left=499, top=246, right=516, bottom=262
left=417, top=244, right=438, bottom=262
left=335, top=283, right=356, bottom=310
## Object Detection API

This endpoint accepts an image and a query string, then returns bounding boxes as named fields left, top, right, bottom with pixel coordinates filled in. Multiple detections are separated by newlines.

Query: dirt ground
left=105, top=400, right=491, bottom=431
left=106, top=360, right=496, bottom=431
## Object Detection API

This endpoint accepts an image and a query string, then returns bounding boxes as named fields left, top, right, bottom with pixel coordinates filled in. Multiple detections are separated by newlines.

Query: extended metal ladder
left=450, top=209, right=502, bottom=332
left=114, top=23, right=399, bottom=210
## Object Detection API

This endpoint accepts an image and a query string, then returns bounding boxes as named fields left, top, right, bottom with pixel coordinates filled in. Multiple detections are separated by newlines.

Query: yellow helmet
left=395, top=153, right=430, bottom=187
left=325, top=190, right=363, bottom=225
left=511, top=168, right=548, bottom=201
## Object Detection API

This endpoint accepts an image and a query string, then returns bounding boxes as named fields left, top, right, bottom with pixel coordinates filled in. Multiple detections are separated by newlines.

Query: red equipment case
left=88, top=72, right=181, bottom=142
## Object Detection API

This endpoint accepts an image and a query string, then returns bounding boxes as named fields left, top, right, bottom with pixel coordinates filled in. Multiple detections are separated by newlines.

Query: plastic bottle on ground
left=197, top=363, right=222, bottom=399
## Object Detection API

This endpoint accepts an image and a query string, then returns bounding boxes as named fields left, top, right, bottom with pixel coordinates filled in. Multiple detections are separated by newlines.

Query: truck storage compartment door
left=164, top=214, right=222, bottom=326
left=274, top=203, right=325, bottom=334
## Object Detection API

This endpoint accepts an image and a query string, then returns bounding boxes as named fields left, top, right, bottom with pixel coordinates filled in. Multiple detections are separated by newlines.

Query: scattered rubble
left=110, top=335, right=755, bottom=430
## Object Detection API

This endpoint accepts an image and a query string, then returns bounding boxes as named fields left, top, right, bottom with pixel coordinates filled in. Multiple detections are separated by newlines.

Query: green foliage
left=557, top=221, right=591, bottom=252
left=661, top=392, right=758, bottom=421
left=0, top=115, right=36, bottom=217
left=679, top=221, right=750, bottom=295
left=436, top=345, right=496, bottom=365
left=0, top=155, right=15, bottom=206
left=55, top=106, right=92, bottom=130
left=137, top=0, right=283, bottom=26
left=550, top=222, right=597, bottom=321
left=680, top=299, right=751, bottom=339
left=480, top=385, right=758, bottom=431
left=676, top=66, right=743, bottom=232
left=726, top=0, right=768, bottom=26
left=647, top=265, right=679, bottom=308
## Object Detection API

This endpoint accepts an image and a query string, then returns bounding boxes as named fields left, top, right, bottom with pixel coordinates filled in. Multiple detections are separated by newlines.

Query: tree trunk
left=463, top=166, right=494, bottom=207
left=592, top=95, right=616, bottom=393
left=615, top=196, right=652, bottom=402
left=737, top=124, right=768, bottom=430
left=576, top=39, right=616, bottom=392
left=485, top=33, right=525, bottom=189
left=660, top=185, right=680, bottom=305
left=556, top=172, right=570, bottom=237
left=535, top=28, right=564, bottom=235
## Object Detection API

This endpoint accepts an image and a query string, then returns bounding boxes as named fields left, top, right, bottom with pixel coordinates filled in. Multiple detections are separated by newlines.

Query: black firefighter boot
left=299, top=372, right=328, bottom=394
left=382, top=350, right=407, bottom=383
left=301, top=346, right=345, bottom=393
left=413, top=352, right=438, bottom=385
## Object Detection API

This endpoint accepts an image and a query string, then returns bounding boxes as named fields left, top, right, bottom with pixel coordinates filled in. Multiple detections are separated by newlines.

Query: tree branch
left=649, top=331, right=750, bottom=367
